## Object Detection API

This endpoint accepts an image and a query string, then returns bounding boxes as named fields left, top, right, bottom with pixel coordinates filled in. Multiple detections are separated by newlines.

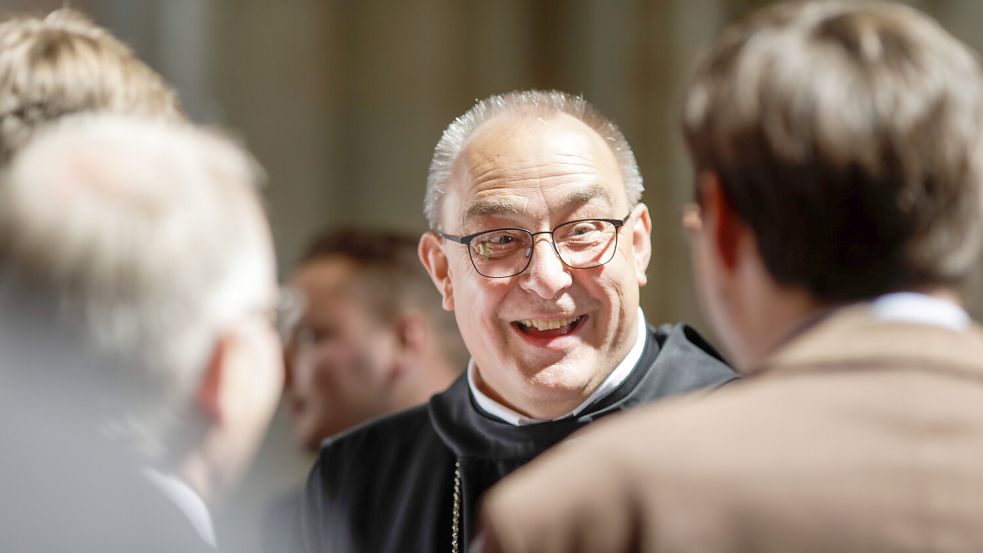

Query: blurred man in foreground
left=480, top=2, right=983, bottom=552
left=0, top=116, right=282, bottom=552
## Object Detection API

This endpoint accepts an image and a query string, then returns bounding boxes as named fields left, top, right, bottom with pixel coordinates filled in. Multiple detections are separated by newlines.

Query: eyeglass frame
left=435, top=212, right=632, bottom=278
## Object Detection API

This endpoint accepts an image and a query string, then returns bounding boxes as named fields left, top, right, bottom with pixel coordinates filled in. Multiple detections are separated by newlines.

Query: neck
left=728, top=283, right=825, bottom=373
left=391, top=354, right=459, bottom=412
left=176, top=450, right=215, bottom=507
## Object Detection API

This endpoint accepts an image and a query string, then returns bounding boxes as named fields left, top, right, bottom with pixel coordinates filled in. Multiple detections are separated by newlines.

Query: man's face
left=285, top=258, right=397, bottom=452
left=211, top=221, right=284, bottom=495
left=422, top=112, right=652, bottom=417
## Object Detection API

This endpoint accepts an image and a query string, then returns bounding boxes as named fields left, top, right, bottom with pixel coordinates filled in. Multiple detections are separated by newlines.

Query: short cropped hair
left=681, top=1, right=983, bottom=302
left=298, top=228, right=468, bottom=370
left=425, top=90, right=643, bottom=229
left=0, top=8, right=183, bottom=164
left=0, top=116, right=269, bottom=457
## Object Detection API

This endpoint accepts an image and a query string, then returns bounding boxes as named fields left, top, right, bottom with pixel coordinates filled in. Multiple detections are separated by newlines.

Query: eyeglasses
left=437, top=214, right=631, bottom=278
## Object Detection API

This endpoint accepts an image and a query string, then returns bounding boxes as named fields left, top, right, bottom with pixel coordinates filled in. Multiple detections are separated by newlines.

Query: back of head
left=297, top=228, right=468, bottom=369
left=681, top=1, right=983, bottom=302
left=0, top=115, right=271, bottom=460
left=0, top=8, right=183, bottom=164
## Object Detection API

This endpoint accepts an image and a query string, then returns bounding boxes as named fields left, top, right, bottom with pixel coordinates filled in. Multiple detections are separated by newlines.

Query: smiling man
left=300, top=90, right=738, bottom=553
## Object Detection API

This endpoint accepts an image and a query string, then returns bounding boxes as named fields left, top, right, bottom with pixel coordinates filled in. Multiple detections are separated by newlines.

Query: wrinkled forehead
left=442, top=111, right=628, bottom=226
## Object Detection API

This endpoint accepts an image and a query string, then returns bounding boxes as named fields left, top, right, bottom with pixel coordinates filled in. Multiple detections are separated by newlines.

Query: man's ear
left=196, top=335, right=228, bottom=424
left=419, top=232, right=454, bottom=311
left=630, top=203, right=653, bottom=287
left=700, top=171, right=742, bottom=272
left=389, top=311, right=428, bottom=379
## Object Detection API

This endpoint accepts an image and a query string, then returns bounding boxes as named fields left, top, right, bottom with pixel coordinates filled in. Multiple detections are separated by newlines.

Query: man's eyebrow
left=463, top=199, right=521, bottom=222
left=461, top=184, right=616, bottom=223
left=558, top=184, right=614, bottom=211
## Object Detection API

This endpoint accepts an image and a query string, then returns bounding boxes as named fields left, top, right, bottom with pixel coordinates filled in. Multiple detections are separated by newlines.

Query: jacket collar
left=758, top=302, right=983, bottom=382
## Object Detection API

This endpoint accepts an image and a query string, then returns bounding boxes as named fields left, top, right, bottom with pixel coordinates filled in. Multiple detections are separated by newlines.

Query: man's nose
left=518, top=236, right=572, bottom=299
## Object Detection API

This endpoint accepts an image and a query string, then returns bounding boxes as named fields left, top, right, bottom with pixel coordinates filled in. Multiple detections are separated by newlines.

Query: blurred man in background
left=0, top=116, right=282, bottom=552
left=264, top=229, right=467, bottom=553
left=284, top=228, right=466, bottom=452
left=0, top=7, right=183, bottom=164
left=479, top=2, right=983, bottom=552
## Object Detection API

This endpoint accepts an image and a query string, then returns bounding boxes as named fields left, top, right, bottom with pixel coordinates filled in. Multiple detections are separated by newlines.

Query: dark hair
left=298, top=228, right=468, bottom=368
left=681, top=1, right=983, bottom=302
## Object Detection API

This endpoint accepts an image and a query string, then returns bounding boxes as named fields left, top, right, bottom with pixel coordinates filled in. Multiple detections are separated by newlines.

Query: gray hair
left=0, top=115, right=271, bottom=458
left=424, top=90, right=643, bottom=229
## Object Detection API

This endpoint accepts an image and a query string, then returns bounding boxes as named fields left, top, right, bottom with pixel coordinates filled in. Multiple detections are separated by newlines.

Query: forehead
left=292, top=258, right=361, bottom=303
left=443, top=112, right=628, bottom=226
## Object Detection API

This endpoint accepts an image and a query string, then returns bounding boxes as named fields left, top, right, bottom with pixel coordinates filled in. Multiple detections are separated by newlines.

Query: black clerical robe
left=301, top=324, right=738, bottom=553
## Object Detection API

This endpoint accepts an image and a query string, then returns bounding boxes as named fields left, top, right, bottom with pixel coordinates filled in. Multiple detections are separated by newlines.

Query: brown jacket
left=480, top=305, right=983, bottom=553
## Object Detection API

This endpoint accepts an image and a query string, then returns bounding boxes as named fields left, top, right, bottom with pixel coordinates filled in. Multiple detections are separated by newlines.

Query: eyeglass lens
left=468, top=219, right=619, bottom=277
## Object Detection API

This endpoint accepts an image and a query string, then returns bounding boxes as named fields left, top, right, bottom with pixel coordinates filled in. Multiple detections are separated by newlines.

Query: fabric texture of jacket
left=480, top=304, right=983, bottom=553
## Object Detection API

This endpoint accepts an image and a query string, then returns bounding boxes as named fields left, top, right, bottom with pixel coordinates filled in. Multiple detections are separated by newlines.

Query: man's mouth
left=512, top=315, right=586, bottom=338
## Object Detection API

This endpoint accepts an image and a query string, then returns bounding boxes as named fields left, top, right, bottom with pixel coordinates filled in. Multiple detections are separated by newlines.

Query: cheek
left=239, top=325, right=285, bottom=415
left=585, top=265, right=634, bottom=312
left=456, top=273, right=510, bottom=322
left=307, top=348, right=346, bottom=391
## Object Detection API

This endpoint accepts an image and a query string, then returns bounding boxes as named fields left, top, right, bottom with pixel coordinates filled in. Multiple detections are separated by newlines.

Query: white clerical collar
left=468, top=307, right=648, bottom=426
left=142, top=467, right=217, bottom=548
left=870, top=292, right=969, bottom=331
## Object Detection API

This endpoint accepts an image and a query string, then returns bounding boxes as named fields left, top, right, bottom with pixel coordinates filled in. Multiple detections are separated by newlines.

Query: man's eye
left=294, top=325, right=335, bottom=345
left=563, top=223, right=603, bottom=239
left=473, top=231, right=525, bottom=259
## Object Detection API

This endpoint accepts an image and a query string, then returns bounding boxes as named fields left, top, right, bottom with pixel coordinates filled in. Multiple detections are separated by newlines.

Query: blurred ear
left=629, top=203, right=653, bottom=287
left=389, top=311, right=428, bottom=379
left=419, top=232, right=454, bottom=311
left=196, top=335, right=228, bottom=424
left=700, top=171, right=742, bottom=272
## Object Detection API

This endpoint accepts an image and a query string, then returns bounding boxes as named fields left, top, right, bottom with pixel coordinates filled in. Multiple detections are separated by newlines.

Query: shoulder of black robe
left=302, top=403, right=453, bottom=553
left=301, top=323, right=737, bottom=553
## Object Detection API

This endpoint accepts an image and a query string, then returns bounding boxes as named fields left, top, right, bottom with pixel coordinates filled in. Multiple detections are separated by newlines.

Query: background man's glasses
left=438, top=214, right=631, bottom=278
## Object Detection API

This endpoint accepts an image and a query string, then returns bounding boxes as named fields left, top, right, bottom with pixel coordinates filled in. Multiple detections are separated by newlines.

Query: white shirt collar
left=142, top=467, right=217, bottom=548
left=468, top=307, right=648, bottom=426
left=870, top=292, right=969, bottom=331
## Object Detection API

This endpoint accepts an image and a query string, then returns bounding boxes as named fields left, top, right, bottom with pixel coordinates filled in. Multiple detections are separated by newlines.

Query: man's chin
left=521, top=359, right=602, bottom=399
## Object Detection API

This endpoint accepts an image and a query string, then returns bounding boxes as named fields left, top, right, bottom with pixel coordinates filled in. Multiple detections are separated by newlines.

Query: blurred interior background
left=3, top=0, right=981, bottom=549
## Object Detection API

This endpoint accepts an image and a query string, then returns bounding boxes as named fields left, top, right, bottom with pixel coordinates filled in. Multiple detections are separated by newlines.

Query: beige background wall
left=2, top=0, right=979, bottom=548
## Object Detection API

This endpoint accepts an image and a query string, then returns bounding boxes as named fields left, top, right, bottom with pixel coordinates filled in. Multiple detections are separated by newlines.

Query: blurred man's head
left=418, top=90, right=652, bottom=419
left=285, top=229, right=466, bottom=452
left=0, top=116, right=282, bottom=503
left=680, top=0, right=983, bottom=369
left=0, top=8, right=183, bottom=164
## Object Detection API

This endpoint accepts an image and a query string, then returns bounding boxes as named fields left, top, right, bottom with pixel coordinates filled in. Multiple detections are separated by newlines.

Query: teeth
left=517, top=316, right=579, bottom=331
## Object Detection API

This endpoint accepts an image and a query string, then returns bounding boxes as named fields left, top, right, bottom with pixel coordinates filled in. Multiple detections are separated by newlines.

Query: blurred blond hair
left=0, top=8, right=183, bottom=164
